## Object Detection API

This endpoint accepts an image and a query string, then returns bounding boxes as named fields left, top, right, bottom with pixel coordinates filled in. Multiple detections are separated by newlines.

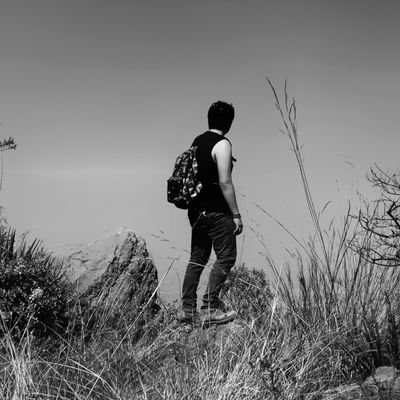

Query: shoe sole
left=201, top=313, right=236, bottom=328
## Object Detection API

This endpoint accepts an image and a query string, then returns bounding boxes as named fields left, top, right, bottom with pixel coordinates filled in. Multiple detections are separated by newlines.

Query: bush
left=221, top=263, right=272, bottom=321
left=0, top=227, right=72, bottom=338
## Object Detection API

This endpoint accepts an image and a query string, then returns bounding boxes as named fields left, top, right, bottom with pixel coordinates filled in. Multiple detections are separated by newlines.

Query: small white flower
left=29, top=288, right=44, bottom=301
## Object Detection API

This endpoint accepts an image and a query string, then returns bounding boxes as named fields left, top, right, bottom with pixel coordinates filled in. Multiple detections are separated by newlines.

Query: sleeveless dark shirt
left=189, top=131, right=233, bottom=214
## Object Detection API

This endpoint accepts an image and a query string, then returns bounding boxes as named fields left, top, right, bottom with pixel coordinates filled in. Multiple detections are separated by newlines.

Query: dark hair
left=207, top=101, right=235, bottom=133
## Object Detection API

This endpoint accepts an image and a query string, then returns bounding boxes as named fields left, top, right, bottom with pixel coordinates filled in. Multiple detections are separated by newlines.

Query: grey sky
left=1, top=1, right=400, bottom=299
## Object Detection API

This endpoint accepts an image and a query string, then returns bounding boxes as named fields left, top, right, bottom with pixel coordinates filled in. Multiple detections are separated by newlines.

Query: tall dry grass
left=1, top=81, right=400, bottom=399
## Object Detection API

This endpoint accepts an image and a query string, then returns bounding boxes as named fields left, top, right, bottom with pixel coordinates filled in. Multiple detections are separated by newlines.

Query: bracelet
left=232, top=213, right=241, bottom=219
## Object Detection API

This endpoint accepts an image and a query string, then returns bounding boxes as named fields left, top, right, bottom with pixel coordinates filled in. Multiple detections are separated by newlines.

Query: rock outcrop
left=323, top=366, right=400, bottom=399
left=62, top=228, right=159, bottom=327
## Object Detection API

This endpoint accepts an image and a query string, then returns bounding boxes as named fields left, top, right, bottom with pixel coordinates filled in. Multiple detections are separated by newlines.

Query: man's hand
left=233, top=216, right=243, bottom=235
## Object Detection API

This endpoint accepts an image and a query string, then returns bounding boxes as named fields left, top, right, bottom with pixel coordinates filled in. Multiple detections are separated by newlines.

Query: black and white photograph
left=1, top=1, right=400, bottom=398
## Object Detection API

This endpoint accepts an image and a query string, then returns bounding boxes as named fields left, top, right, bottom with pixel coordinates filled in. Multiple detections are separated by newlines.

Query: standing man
left=179, top=101, right=243, bottom=326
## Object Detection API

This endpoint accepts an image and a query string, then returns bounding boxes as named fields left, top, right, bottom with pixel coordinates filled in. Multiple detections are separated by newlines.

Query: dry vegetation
left=2, top=225, right=400, bottom=400
left=2, top=83, right=400, bottom=399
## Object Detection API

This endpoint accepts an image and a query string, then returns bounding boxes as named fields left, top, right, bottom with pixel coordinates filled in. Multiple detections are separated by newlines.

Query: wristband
left=232, top=213, right=241, bottom=219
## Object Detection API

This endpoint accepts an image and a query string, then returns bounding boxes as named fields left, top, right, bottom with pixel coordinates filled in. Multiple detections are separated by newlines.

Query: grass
left=2, top=81, right=400, bottom=399
left=2, top=247, right=400, bottom=400
left=2, top=228, right=400, bottom=399
left=0, top=218, right=400, bottom=400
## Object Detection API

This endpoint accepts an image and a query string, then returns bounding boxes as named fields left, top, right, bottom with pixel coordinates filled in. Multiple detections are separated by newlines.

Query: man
left=179, top=101, right=243, bottom=326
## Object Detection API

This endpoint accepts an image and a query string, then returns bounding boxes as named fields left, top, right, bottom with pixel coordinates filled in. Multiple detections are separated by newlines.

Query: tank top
left=189, top=131, right=233, bottom=214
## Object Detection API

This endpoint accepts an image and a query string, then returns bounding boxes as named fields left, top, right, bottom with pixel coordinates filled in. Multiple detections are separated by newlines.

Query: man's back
left=190, top=131, right=232, bottom=214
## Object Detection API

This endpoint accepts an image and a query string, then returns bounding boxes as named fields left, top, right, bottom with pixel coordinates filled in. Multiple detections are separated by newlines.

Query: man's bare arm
left=212, top=140, right=243, bottom=235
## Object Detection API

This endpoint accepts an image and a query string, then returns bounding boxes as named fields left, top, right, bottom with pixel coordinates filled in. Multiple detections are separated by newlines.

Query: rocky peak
left=62, top=228, right=159, bottom=329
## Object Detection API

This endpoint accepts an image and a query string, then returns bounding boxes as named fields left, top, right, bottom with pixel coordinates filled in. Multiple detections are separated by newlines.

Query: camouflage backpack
left=167, top=145, right=203, bottom=209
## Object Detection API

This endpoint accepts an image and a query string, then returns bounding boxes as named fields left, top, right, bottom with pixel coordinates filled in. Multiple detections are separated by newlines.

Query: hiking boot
left=177, top=309, right=200, bottom=325
left=200, top=308, right=237, bottom=327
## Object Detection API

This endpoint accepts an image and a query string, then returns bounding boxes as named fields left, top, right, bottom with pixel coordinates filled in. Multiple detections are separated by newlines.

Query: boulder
left=323, top=366, right=400, bottom=399
left=62, top=228, right=159, bottom=322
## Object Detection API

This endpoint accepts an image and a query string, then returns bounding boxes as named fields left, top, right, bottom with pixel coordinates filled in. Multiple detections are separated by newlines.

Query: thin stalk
left=266, top=78, right=330, bottom=269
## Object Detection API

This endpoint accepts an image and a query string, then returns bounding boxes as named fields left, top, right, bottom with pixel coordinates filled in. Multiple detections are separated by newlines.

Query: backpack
left=167, top=145, right=203, bottom=209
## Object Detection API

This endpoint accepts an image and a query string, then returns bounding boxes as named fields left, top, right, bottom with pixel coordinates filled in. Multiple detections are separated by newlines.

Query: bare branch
left=352, top=165, right=400, bottom=267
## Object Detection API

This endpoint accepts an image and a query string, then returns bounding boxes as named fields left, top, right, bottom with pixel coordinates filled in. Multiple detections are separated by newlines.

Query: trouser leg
left=201, top=212, right=237, bottom=310
left=181, top=212, right=212, bottom=312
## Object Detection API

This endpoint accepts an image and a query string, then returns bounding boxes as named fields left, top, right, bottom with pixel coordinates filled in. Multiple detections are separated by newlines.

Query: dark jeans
left=182, top=210, right=237, bottom=312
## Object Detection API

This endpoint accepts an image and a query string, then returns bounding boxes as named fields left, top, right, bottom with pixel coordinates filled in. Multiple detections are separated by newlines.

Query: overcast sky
left=1, top=0, right=400, bottom=300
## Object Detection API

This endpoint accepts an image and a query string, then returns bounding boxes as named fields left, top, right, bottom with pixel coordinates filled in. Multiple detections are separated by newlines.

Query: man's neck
left=209, top=129, right=224, bottom=136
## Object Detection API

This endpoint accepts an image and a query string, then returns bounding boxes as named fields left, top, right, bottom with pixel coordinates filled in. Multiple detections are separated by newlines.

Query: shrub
left=221, top=263, right=272, bottom=322
left=0, top=227, right=72, bottom=338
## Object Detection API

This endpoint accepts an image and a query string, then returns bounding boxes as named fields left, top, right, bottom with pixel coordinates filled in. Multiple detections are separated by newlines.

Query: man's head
left=207, top=101, right=235, bottom=134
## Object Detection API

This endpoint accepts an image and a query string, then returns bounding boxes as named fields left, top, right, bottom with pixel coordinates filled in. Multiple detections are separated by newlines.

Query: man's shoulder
left=192, top=131, right=210, bottom=145
left=192, top=131, right=230, bottom=147
left=212, top=138, right=232, bottom=158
